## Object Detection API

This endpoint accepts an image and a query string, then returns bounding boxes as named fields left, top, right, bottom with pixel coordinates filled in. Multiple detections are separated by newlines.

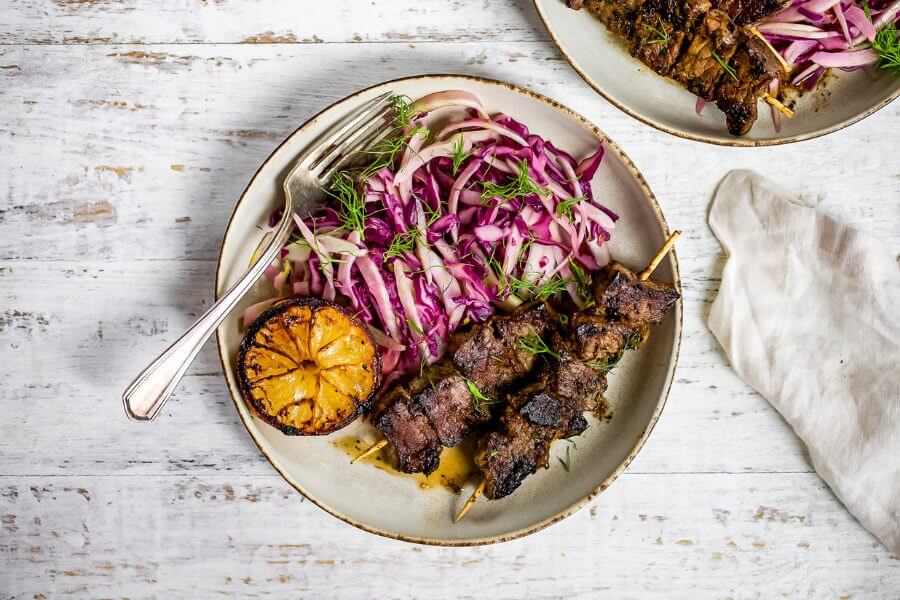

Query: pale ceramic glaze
left=534, top=0, right=900, bottom=146
left=215, top=74, right=682, bottom=545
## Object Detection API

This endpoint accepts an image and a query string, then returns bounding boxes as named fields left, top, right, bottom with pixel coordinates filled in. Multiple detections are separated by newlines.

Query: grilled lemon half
left=238, top=297, right=380, bottom=435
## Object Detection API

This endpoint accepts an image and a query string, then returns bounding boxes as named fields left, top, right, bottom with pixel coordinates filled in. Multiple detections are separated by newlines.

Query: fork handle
left=122, top=214, right=293, bottom=421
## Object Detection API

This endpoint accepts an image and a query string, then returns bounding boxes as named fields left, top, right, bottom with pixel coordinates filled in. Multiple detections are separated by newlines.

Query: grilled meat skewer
left=366, top=303, right=553, bottom=474
left=568, top=0, right=787, bottom=135
left=473, top=260, right=679, bottom=500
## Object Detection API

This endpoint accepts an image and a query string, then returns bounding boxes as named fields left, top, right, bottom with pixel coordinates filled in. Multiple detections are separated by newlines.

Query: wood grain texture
left=2, top=474, right=898, bottom=598
left=1, top=2, right=898, bottom=596
left=0, top=0, right=548, bottom=45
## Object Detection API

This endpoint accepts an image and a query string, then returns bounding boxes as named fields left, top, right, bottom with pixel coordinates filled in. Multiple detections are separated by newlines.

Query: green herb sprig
left=871, top=22, right=900, bottom=75
left=712, top=51, right=739, bottom=82
left=556, top=195, right=585, bottom=220
left=466, top=379, right=497, bottom=417
left=481, top=160, right=548, bottom=203
left=558, top=445, right=571, bottom=472
left=516, top=334, right=561, bottom=361
left=512, top=275, right=573, bottom=301
left=641, top=16, right=671, bottom=45
left=326, top=172, right=368, bottom=238
left=383, top=227, right=420, bottom=260
left=450, top=135, right=474, bottom=175
left=568, top=259, right=592, bottom=303
left=406, top=319, right=425, bottom=336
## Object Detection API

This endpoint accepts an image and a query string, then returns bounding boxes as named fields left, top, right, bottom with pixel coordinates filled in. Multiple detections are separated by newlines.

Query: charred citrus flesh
left=239, top=299, right=379, bottom=435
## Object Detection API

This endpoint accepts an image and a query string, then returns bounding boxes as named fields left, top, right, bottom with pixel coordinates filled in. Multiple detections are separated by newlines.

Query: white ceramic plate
left=215, top=74, right=682, bottom=545
left=534, top=0, right=899, bottom=146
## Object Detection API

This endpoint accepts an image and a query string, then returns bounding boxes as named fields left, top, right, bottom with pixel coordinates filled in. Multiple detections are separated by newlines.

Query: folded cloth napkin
left=708, top=170, right=899, bottom=553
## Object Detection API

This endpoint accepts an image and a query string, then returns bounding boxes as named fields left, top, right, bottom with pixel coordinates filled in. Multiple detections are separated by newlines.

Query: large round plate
left=215, top=74, right=682, bottom=545
left=534, top=0, right=899, bottom=146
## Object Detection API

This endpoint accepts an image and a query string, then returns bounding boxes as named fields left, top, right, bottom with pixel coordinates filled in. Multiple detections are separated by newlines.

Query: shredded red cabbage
left=245, top=91, right=615, bottom=384
left=759, top=0, right=898, bottom=88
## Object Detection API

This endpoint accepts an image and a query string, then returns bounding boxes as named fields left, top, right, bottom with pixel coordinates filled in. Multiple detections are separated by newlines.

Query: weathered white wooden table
left=1, top=1, right=898, bottom=597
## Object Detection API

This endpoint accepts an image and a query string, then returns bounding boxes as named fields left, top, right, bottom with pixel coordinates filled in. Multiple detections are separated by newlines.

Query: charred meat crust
left=448, top=302, right=553, bottom=397
left=592, top=261, right=680, bottom=324
left=372, top=383, right=442, bottom=474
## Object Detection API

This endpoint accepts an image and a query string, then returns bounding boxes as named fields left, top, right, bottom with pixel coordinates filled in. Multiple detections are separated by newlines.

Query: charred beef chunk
left=372, top=383, right=441, bottom=475
left=580, top=0, right=648, bottom=38
left=518, top=388, right=569, bottom=428
left=714, top=0, right=789, bottom=24
left=631, top=0, right=710, bottom=74
left=548, top=332, right=608, bottom=414
left=714, top=36, right=784, bottom=135
left=673, top=9, right=741, bottom=99
left=412, top=362, right=484, bottom=448
left=570, top=313, right=648, bottom=365
left=475, top=363, right=599, bottom=500
left=475, top=381, right=564, bottom=499
left=448, top=302, right=552, bottom=396
left=632, top=15, right=686, bottom=74
left=592, top=261, right=680, bottom=324
left=475, top=430, right=542, bottom=500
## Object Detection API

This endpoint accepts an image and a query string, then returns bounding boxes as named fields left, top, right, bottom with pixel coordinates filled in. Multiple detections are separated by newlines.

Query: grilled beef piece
left=592, top=261, right=680, bottom=324
left=714, top=36, right=784, bottom=134
left=672, top=9, right=741, bottom=99
left=714, top=0, right=789, bottom=24
left=413, top=362, right=488, bottom=447
left=475, top=382, right=569, bottom=499
left=373, top=381, right=442, bottom=474
left=476, top=370, right=596, bottom=499
left=448, top=302, right=553, bottom=397
left=549, top=332, right=608, bottom=414
left=572, top=0, right=648, bottom=38
left=570, top=313, right=647, bottom=363
left=632, top=0, right=712, bottom=74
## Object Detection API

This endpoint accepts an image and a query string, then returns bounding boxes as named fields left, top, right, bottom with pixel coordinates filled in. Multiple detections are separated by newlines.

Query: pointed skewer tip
left=454, top=479, right=486, bottom=523
left=351, top=438, right=388, bottom=464
left=762, top=93, right=794, bottom=118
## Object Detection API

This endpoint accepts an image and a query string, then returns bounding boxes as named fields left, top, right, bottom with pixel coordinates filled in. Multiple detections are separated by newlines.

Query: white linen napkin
left=707, top=170, right=899, bottom=553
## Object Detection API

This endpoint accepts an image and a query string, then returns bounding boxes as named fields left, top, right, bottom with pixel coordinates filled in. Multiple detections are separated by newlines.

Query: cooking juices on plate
left=567, top=0, right=899, bottom=135
left=236, top=90, right=678, bottom=514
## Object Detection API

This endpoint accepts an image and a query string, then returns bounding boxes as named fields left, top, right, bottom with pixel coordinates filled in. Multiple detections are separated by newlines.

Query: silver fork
left=123, top=92, right=397, bottom=421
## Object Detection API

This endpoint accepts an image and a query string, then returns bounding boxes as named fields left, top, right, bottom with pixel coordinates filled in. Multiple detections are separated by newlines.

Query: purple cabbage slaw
left=759, top=0, right=899, bottom=88
left=244, top=90, right=614, bottom=387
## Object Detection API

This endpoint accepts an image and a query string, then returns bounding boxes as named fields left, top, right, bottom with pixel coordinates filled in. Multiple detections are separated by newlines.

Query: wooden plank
left=0, top=0, right=547, bottom=45
left=0, top=257, right=810, bottom=477
left=1, top=44, right=896, bottom=263
left=1, top=473, right=896, bottom=597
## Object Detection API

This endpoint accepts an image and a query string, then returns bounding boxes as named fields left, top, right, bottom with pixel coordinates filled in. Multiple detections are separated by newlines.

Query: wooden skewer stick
left=351, top=438, right=388, bottom=463
left=455, top=231, right=682, bottom=523
left=454, top=479, right=486, bottom=523
left=638, top=230, right=680, bottom=282
left=762, top=93, right=794, bottom=118
left=747, top=26, right=791, bottom=74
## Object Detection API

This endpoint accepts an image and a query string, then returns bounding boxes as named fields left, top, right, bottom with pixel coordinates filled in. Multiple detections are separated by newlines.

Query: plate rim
left=214, top=73, right=683, bottom=546
left=532, top=0, right=900, bottom=147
